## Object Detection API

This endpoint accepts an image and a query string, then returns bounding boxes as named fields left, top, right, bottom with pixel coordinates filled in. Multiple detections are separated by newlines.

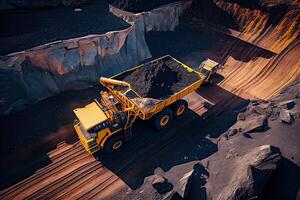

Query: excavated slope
left=220, top=38, right=300, bottom=99
left=188, top=0, right=300, bottom=100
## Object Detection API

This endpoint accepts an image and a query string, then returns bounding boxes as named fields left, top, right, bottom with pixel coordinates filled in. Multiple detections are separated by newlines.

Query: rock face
left=0, top=9, right=151, bottom=115
left=190, top=0, right=300, bottom=53
left=214, top=145, right=281, bottom=200
left=109, top=1, right=192, bottom=32
left=186, top=0, right=300, bottom=100
left=0, top=1, right=191, bottom=115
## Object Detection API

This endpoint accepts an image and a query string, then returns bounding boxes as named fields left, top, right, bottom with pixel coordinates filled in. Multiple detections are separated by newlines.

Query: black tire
left=203, top=102, right=211, bottom=109
left=104, top=134, right=124, bottom=154
left=153, top=107, right=173, bottom=130
left=172, top=100, right=188, bottom=118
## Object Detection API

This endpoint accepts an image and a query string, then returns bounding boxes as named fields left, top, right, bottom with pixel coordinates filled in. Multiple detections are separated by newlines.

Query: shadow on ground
left=145, top=21, right=276, bottom=67
left=98, top=84, right=248, bottom=190
left=262, top=154, right=300, bottom=200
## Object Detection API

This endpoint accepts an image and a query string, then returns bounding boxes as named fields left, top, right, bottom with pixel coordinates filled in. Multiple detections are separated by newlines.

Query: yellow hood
left=73, top=101, right=107, bottom=130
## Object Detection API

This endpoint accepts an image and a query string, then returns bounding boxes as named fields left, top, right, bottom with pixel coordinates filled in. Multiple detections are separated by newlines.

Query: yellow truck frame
left=73, top=55, right=217, bottom=154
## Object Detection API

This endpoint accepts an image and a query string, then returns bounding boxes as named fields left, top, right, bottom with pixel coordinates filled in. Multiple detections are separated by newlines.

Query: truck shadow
left=0, top=84, right=247, bottom=194
left=99, top=84, right=248, bottom=190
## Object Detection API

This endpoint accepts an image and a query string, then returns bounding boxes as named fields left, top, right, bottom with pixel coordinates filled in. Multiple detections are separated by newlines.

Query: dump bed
left=111, top=55, right=205, bottom=119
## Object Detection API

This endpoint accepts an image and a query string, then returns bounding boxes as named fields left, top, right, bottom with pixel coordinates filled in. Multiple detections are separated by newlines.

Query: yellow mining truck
left=73, top=55, right=219, bottom=154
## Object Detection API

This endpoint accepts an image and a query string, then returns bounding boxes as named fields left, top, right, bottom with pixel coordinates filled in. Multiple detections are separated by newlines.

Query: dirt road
left=0, top=83, right=247, bottom=199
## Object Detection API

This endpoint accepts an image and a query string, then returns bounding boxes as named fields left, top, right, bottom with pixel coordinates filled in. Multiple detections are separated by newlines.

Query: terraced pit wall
left=188, top=0, right=300, bottom=100
left=0, top=1, right=190, bottom=115
left=215, top=0, right=300, bottom=100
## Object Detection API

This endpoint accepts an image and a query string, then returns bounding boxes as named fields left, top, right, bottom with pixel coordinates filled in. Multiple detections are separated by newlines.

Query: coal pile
left=115, top=56, right=200, bottom=99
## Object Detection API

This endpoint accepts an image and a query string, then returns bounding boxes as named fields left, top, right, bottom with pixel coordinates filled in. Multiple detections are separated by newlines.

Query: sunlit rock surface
left=110, top=1, right=192, bottom=32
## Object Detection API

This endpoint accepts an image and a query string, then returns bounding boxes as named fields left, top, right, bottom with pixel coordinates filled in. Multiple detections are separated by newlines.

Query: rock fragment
left=278, top=99, right=295, bottom=110
left=226, top=114, right=268, bottom=139
left=279, top=109, right=293, bottom=124
left=215, top=145, right=281, bottom=200
left=179, top=164, right=208, bottom=199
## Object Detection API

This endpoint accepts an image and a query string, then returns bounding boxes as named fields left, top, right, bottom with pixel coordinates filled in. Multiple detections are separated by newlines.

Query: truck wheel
left=153, top=107, right=173, bottom=130
left=104, top=134, right=124, bottom=154
left=173, top=100, right=188, bottom=118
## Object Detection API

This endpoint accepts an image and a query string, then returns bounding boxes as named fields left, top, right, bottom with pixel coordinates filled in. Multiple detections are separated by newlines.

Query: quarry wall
left=110, top=1, right=192, bottom=32
left=0, top=1, right=190, bottom=115
left=214, top=0, right=300, bottom=53
left=187, top=0, right=300, bottom=100
left=214, top=0, right=300, bottom=99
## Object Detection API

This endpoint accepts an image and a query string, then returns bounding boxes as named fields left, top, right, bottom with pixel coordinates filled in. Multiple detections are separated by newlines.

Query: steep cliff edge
left=187, top=0, right=300, bottom=100
left=0, top=23, right=151, bottom=115
left=0, top=1, right=190, bottom=115
left=0, top=4, right=151, bottom=115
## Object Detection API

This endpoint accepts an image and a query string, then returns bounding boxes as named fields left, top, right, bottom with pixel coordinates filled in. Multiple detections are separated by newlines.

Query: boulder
left=265, top=105, right=280, bottom=120
left=253, top=105, right=266, bottom=115
left=237, top=112, right=246, bottom=121
left=279, top=109, right=293, bottom=124
left=182, top=163, right=208, bottom=199
left=278, top=99, right=295, bottom=110
left=226, top=114, right=268, bottom=138
left=216, top=145, right=281, bottom=200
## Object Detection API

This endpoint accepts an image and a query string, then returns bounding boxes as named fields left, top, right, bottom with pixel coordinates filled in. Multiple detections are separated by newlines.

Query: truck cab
left=198, top=59, right=221, bottom=83
left=74, top=91, right=128, bottom=154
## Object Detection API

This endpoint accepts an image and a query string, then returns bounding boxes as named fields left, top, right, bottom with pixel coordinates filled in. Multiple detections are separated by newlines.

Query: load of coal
left=115, top=56, right=200, bottom=100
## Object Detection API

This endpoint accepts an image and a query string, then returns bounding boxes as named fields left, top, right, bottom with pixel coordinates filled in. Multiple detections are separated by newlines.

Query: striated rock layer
left=213, top=0, right=300, bottom=53
left=187, top=0, right=300, bottom=100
